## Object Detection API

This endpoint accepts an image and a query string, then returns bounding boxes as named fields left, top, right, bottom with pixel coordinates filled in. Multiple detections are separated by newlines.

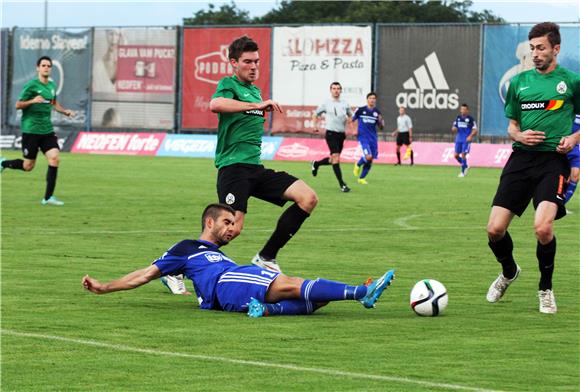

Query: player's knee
left=300, top=191, right=318, bottom=212
left=534, top=222, right=553, bottom=243
left=23, top=161, right=35, bottom=171
left=486, top=223, right=505, bottom=241
left=365, top=155, right=373, bottom=162
left=47, top=156, right=60, bottom=166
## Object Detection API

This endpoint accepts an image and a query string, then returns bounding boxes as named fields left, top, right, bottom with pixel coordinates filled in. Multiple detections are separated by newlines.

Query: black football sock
left=396, top=152, right=401, bottom=164
left=260, top=203, right=310, bottom=260
left=488, top=231, right=517, bottom=279
left=2, top=159, right=25, bottom=170
left=537, top=237, right=556, bottom=291
left=315, top=157, right=330, bottom=167
left=332, top=163, right=345, bottom=187
left=410, top=150, right=414, bottom=164
left=44, top=165, right=58, bottom=200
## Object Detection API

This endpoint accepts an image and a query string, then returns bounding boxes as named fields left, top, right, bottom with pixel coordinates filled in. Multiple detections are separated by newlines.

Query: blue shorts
left=358, top=139, right=378, bottom=159
left=568, top=144, right=580, bottom=168
left=215, top=265, right=280, bottom=312
left=455, top=141, right=471, bottom=155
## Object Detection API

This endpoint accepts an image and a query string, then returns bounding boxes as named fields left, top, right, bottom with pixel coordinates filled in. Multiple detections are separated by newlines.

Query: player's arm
left=312, top=105, right=325, bottom=132
left=15, top=95, right=45, bottom=110
left=467, top=122, right=478, bottom=142
left=82, top=264, right=162, bottom=295
left=507, top=119, right=545, bottom=146
left=53, top=100, right=74, bottom=117
left=210, top=97, right=281, bottom=113
left=378, top=114, right=384, bottom=130
left=451, top=119, right=458, bottom=133
left=557, top=132, right=580, bottom=154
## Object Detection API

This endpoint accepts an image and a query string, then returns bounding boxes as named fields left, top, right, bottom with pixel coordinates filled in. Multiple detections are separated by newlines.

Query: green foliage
left=183, top=0, right=504, bottom=25
left=2, top=152, right=578, bottom=390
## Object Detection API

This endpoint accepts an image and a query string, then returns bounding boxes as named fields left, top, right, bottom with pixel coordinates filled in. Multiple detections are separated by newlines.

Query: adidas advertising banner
left=376, top=25, right=481, bottom=135
left=271, top=25, right=372, bottom=133
left=481, top=24, right=580, bottom=136
left=180, top=27, right=272, bottom=130
left=9, top=28, right=92, bottom=127
left=91, top=28, right=177, bottom=130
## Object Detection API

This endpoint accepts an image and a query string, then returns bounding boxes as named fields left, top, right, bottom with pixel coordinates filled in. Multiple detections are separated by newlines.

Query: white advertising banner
left=271, top=25, right=372, bottom=133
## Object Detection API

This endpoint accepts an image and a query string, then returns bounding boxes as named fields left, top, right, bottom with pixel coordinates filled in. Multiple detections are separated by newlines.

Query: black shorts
left=21, top=132, right=59, bottom=160
left=325, top=130, right=346, bottom=154
left=396, top=132, right=411, bottom=146
left=492, top=149, right=570, bottom=220
left=217, top=163, right=298, bottom=213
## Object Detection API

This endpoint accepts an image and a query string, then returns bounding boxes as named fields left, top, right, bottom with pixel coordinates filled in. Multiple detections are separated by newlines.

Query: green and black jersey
left=505, top=65, right=580, bottom=151
left=18, top=78, right=57, bottom=134
left=212, top=75, right=266, bottom=169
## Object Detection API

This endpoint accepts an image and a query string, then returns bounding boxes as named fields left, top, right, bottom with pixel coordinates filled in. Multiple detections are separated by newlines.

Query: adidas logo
left=396, top=52, right=459, bottom=110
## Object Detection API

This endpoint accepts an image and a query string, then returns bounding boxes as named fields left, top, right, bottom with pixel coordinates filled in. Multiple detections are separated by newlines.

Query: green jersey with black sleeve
left=211, top=75, right=266, bottom=169
left=504, top=65, right=580, bottom=151
left=18, top=78, right=57, bottom=134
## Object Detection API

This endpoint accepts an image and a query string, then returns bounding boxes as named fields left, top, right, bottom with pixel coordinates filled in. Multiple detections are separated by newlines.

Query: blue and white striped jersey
left=153, top=239, right=237, bottom=310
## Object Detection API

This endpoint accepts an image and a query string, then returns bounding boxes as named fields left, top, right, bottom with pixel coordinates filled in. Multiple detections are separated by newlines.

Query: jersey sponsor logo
left=225, top=193, right=235, bottom=205
left=520, top=100, right=564, bottom=111
left=395, top=52, right=459, bottom=110
left=244, top=109, right=265, bottom=117
left=205, top=253, right=224, bottom=263
left=519, top=86, right=530, bottom=91
left=556, top=81, right=567, bottom=94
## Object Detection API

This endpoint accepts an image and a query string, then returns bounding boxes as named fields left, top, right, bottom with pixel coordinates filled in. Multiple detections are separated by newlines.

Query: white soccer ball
left=410, top=279, right=448, bottom=316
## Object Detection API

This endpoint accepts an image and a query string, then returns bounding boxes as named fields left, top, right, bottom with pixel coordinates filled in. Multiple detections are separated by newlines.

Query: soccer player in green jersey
left=209, top=36, right=318, bottom=273
left=1, top=56, right=74, bottom=206
left=485, top=23, right=580, bottom=314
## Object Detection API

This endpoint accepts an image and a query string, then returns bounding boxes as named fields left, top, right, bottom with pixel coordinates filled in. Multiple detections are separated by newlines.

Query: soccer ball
left=410, top=279, right=448, bottom=316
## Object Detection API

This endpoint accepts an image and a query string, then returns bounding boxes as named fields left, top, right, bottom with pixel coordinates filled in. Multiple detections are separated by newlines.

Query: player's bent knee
left=486, top=223, right=505, bottom=241
left=534, top=223, right=553, bottom=243
left=23, top=162, right=35, bottom=171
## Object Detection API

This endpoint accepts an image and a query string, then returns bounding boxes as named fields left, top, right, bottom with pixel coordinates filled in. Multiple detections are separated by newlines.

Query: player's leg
left=328, top=132, right=348, bottom=191
left=312, top=131, right=335, bottom=175
left=256, top=178, right=317, bottom=269
left=395, top=138, right=402, bottom=165
left=359, top=154, right=373, bottom=182
left=216, top=164, right=251, bottom=240
left=354, top=140, right=365, bottom=178
left=2, top=133, right=38, bottom=173
left=564, top=148, right=580, bottom=204
left=461, top=143, right=471, bottom=174
left=42, top=147, right=63, bottom=205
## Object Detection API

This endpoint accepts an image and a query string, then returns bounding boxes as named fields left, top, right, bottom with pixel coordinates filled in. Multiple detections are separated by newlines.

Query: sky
left=1, top=0, right=579, bottom=28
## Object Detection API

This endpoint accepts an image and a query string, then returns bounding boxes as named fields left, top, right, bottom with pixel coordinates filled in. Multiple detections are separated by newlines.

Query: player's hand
left=82, top=275, right=106, bottom=294
left=517, top=130, right=545, bottom=146
left=31, top=95, right=45, bottom=104
left=556, top=135, right=575, bottom=154
left=466, top=136, right=473, bottom=142
left=258, top=100, right=282, bottom=113
left=63, top=109, right=74, bottom=117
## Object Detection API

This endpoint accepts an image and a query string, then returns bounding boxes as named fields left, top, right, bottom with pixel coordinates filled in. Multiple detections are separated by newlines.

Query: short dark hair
left=37, top=56, right=52, bottom=67
left=201, top=203, right=235, bottom=230
left=330, top=82, right=342, bottom=89
left=528, top=22, right=560, bottom=47
left=366, top=92, right=377, bottom=99
left=461, top=103, right=469, bottom=109
left=228, top=36, right=259, bottom=61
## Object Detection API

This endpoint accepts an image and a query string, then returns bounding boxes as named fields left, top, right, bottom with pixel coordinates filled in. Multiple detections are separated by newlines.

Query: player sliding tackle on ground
left=82, top=204, right=395, bottom=317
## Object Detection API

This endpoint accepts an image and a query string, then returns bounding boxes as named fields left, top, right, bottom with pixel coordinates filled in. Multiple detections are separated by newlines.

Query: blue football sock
left=564, top=181, right=577, bottom=204
left=265, top=299, right=317, bottom=315
left=360, top=162, right=372, bottom=179
left=357, top=157, right=366, bottom=166
left=301, top=279, right=367, bottom=302
left=462, top=159, right=468, bottom=171
left=456, top=156, right=463, bottom=165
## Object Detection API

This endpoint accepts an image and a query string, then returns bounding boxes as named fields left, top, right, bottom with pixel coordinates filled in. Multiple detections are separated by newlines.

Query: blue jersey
left=153, top=239, right=237, bottom=310
left=453, top=115, right=477, bottom=143
left=568, top=115, right=580, bottom=168
left=353, top=106, right=382, bottom=143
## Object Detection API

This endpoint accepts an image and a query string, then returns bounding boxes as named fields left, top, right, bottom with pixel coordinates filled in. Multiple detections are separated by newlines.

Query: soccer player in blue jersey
left=564, top=114, right=580, bottom=205
left=82, top=204, right=395, bottom=317
left=451, top=103, right=478, bottom=177
left=352, top=92, right=384, bottom=185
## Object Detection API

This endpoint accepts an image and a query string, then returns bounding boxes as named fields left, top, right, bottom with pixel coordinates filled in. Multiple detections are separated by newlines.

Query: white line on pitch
left=2, top=329, right=505, bottom=392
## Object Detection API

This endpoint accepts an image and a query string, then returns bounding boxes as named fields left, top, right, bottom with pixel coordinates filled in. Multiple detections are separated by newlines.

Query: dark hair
left=201, top=203, right=235, bottom=230
left=330, top=82, right=342, bottom=89
left=366, top=92, right=377, bottom=99
left=228, top=36, right=259, bottom=61
left=528, top=22, right=560, bottom=47
left=461, top=103, right=469, bottom=109
left=37, top=56, right=52, bottom=67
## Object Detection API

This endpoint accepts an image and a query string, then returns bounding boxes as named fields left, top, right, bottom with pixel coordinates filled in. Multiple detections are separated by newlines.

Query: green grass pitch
left=1, top=152, right=579, bottom=391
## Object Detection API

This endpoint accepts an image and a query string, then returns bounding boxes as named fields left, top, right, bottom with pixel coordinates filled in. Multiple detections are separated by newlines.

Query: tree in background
left=183, top=0, right=504, bottom=25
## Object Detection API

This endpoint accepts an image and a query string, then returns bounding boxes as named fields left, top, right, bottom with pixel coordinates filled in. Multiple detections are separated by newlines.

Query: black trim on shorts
left=492, top=149, right=571, bottom=220
left=217, top=163, right=298, bottom=213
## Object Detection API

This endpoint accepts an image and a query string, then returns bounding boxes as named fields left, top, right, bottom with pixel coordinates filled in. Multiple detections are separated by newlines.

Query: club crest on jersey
left=556, top=81, right=567, bottom=94
left=225, top=193, right=235, bottom=205
left=205, top=253, right=223, bottom=262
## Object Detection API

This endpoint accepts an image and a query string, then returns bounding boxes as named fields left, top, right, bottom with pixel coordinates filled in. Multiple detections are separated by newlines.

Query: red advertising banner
left=275, top=138, right=512, bottom=168
left=180, top=27, right=272, bottom=129
left=71, top=132, right=165, bottom=155
left=116, top=45, right=176, bottom=93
